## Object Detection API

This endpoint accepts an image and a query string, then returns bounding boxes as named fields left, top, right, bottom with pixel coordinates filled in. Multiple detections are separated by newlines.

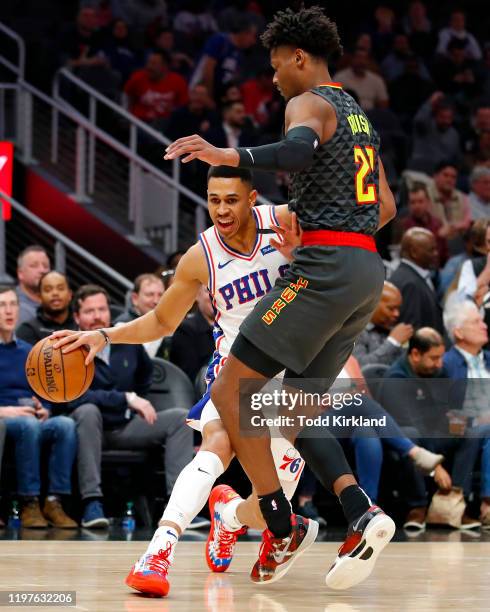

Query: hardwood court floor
left=1, top=540, right=490, bottom=612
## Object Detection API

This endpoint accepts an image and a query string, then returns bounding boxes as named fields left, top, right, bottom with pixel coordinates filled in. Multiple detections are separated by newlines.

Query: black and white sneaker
left=325, top=505, right=395, bottom=590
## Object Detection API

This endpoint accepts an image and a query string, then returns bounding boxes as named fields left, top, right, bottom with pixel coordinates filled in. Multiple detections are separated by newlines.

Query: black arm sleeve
left=236, top=126, right=319, bottom=172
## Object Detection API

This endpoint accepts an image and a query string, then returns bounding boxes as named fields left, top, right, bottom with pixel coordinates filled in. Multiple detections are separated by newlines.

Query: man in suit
left=169, top=285, right=214, bottom=383
left=390, top=227, right=444, bottom=333
left=203, top=100, right=257, bottom=150
left=384, top=327, right=481, bottom=530
left=443, top=299, right=490, bottom=528
left=353, top=281, right=413, bottom=367
left=54, top=285, right=193, bottom=528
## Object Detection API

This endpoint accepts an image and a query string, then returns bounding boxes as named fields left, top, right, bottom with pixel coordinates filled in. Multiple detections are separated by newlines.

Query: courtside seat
left=100, top=359, right=194, bottom=525
left=146, top=358, right=196, bottom=412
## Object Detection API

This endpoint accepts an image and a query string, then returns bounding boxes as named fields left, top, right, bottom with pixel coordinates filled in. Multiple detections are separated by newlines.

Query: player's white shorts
left=187, top=396, right=305, bottom=500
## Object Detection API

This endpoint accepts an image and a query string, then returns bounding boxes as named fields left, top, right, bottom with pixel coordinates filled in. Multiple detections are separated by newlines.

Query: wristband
left=98, top=329, right=111, bottom=345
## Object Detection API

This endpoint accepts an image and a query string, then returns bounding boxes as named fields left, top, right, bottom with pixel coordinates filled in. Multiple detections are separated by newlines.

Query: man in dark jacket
left=115, top=273, right=170, bottom=359
left=16, top=271, right=76, bottom=345
left=383, top=327, right=481, bottom=530
left=56, top=285, right=193, bottom=528
left=443, top=298, right=490, bottom=528
left=390, top=227, right=444, bottom=333
left=170, top=285, right=214, bottom=383
left=203, top=100, right=258, bottom=150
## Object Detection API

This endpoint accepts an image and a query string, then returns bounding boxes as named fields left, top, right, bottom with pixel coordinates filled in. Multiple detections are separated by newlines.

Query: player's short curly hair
left=261, top=5, right=343, bottom=60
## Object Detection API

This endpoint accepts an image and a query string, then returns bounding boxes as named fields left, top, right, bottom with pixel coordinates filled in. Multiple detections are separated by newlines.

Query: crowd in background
left=5, top=0, right=489, bottom=203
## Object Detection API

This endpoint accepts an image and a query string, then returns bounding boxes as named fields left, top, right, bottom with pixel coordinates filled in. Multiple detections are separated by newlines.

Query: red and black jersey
left=289, top=83, right=381, bottom=236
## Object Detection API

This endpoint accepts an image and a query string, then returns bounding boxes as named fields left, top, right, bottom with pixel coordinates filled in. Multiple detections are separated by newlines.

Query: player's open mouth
left=217, top=219, right=234, bottom=231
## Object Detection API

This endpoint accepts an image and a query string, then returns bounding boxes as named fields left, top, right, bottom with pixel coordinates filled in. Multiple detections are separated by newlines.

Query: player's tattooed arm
left=51, top=244, right=208, bottom=362
left=377, top=158, right=397, bottom=229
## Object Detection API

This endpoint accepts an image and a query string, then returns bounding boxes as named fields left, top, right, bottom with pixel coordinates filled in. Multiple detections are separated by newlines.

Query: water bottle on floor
left=8, top=501, right=21, bottom=529
left=122, top=502, right=136, bottom=533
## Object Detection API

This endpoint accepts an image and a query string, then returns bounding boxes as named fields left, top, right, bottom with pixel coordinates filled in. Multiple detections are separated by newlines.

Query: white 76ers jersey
left=199, top=205, right=289, bottom=387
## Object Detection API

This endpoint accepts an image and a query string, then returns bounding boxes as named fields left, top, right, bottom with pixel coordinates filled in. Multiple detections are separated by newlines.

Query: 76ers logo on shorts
left=279, top=447, right=304, bottom=477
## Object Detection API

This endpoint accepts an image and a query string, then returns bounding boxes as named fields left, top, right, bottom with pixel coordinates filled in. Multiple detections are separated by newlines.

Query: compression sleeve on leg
left=236, top=126, right=320, bottom=172
left=161, top=450, right=224, bottom=532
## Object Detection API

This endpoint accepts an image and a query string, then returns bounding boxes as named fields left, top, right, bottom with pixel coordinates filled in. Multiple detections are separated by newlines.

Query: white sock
left=222, top=497, right=245, bottom=531
left=146, top=525, right=179, bottom=558
left=160, top=450, right=225, bottom=532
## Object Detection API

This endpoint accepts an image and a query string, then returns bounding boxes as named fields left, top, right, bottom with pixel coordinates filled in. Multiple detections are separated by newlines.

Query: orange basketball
left=25, top=336, right=95, bottom=402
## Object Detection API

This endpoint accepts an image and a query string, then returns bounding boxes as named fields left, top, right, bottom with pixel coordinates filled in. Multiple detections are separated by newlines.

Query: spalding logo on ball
left=25, top=337, right=95, bottom=402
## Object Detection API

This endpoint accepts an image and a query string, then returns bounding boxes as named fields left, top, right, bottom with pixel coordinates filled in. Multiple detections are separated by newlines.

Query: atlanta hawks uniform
left=187, top=204, right=305, bottom=498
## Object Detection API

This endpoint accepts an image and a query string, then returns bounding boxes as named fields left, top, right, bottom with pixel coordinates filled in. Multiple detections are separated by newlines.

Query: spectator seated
left=0, top=285, right=77, bottom=529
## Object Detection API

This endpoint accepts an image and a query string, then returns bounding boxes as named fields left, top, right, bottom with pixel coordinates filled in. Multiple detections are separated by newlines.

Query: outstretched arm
left=163, top=92, right=334, bottom=173
left=52, top=243, right=208, bottom=363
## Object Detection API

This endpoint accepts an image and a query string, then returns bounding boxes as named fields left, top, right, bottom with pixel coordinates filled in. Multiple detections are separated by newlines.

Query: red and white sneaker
left=125, top=542, right=174, bottom=597
left=206, top=485, right=246, bottom=573
left=325, top=505, right=395, bottom=590
left=250, top=514, right=319, bottom=585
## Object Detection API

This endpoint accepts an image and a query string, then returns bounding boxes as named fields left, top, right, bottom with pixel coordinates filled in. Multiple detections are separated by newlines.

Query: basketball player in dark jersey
left=165, top=6, right=397, bottom=589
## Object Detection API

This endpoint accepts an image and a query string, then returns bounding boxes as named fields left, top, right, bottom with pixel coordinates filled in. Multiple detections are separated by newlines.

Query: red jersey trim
left=318, top=82, right=343, bottom=89
left=302, top=230, right=377, bottom=252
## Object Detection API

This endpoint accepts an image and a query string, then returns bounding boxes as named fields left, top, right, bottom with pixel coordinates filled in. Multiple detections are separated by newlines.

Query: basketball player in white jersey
left=53, top=166, right=313, bottom=596
left=53, top=166, right=406, bottom=595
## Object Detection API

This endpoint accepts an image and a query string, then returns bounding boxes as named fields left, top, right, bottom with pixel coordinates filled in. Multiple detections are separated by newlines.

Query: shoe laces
left=215, top=523, right=241, bottom=559
left=258, top=529, right=275, bottom=564
left=146, top=541, right=174, bottom=575
left=258, top=529, right=289, bottom=564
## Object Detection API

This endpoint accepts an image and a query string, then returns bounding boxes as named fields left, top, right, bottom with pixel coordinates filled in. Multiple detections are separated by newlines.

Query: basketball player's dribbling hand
left=163, top=134, right=239, bottom=166
left=270, top=212, right=302, bottom=261
left=51, top=329, right=105, bottom=365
